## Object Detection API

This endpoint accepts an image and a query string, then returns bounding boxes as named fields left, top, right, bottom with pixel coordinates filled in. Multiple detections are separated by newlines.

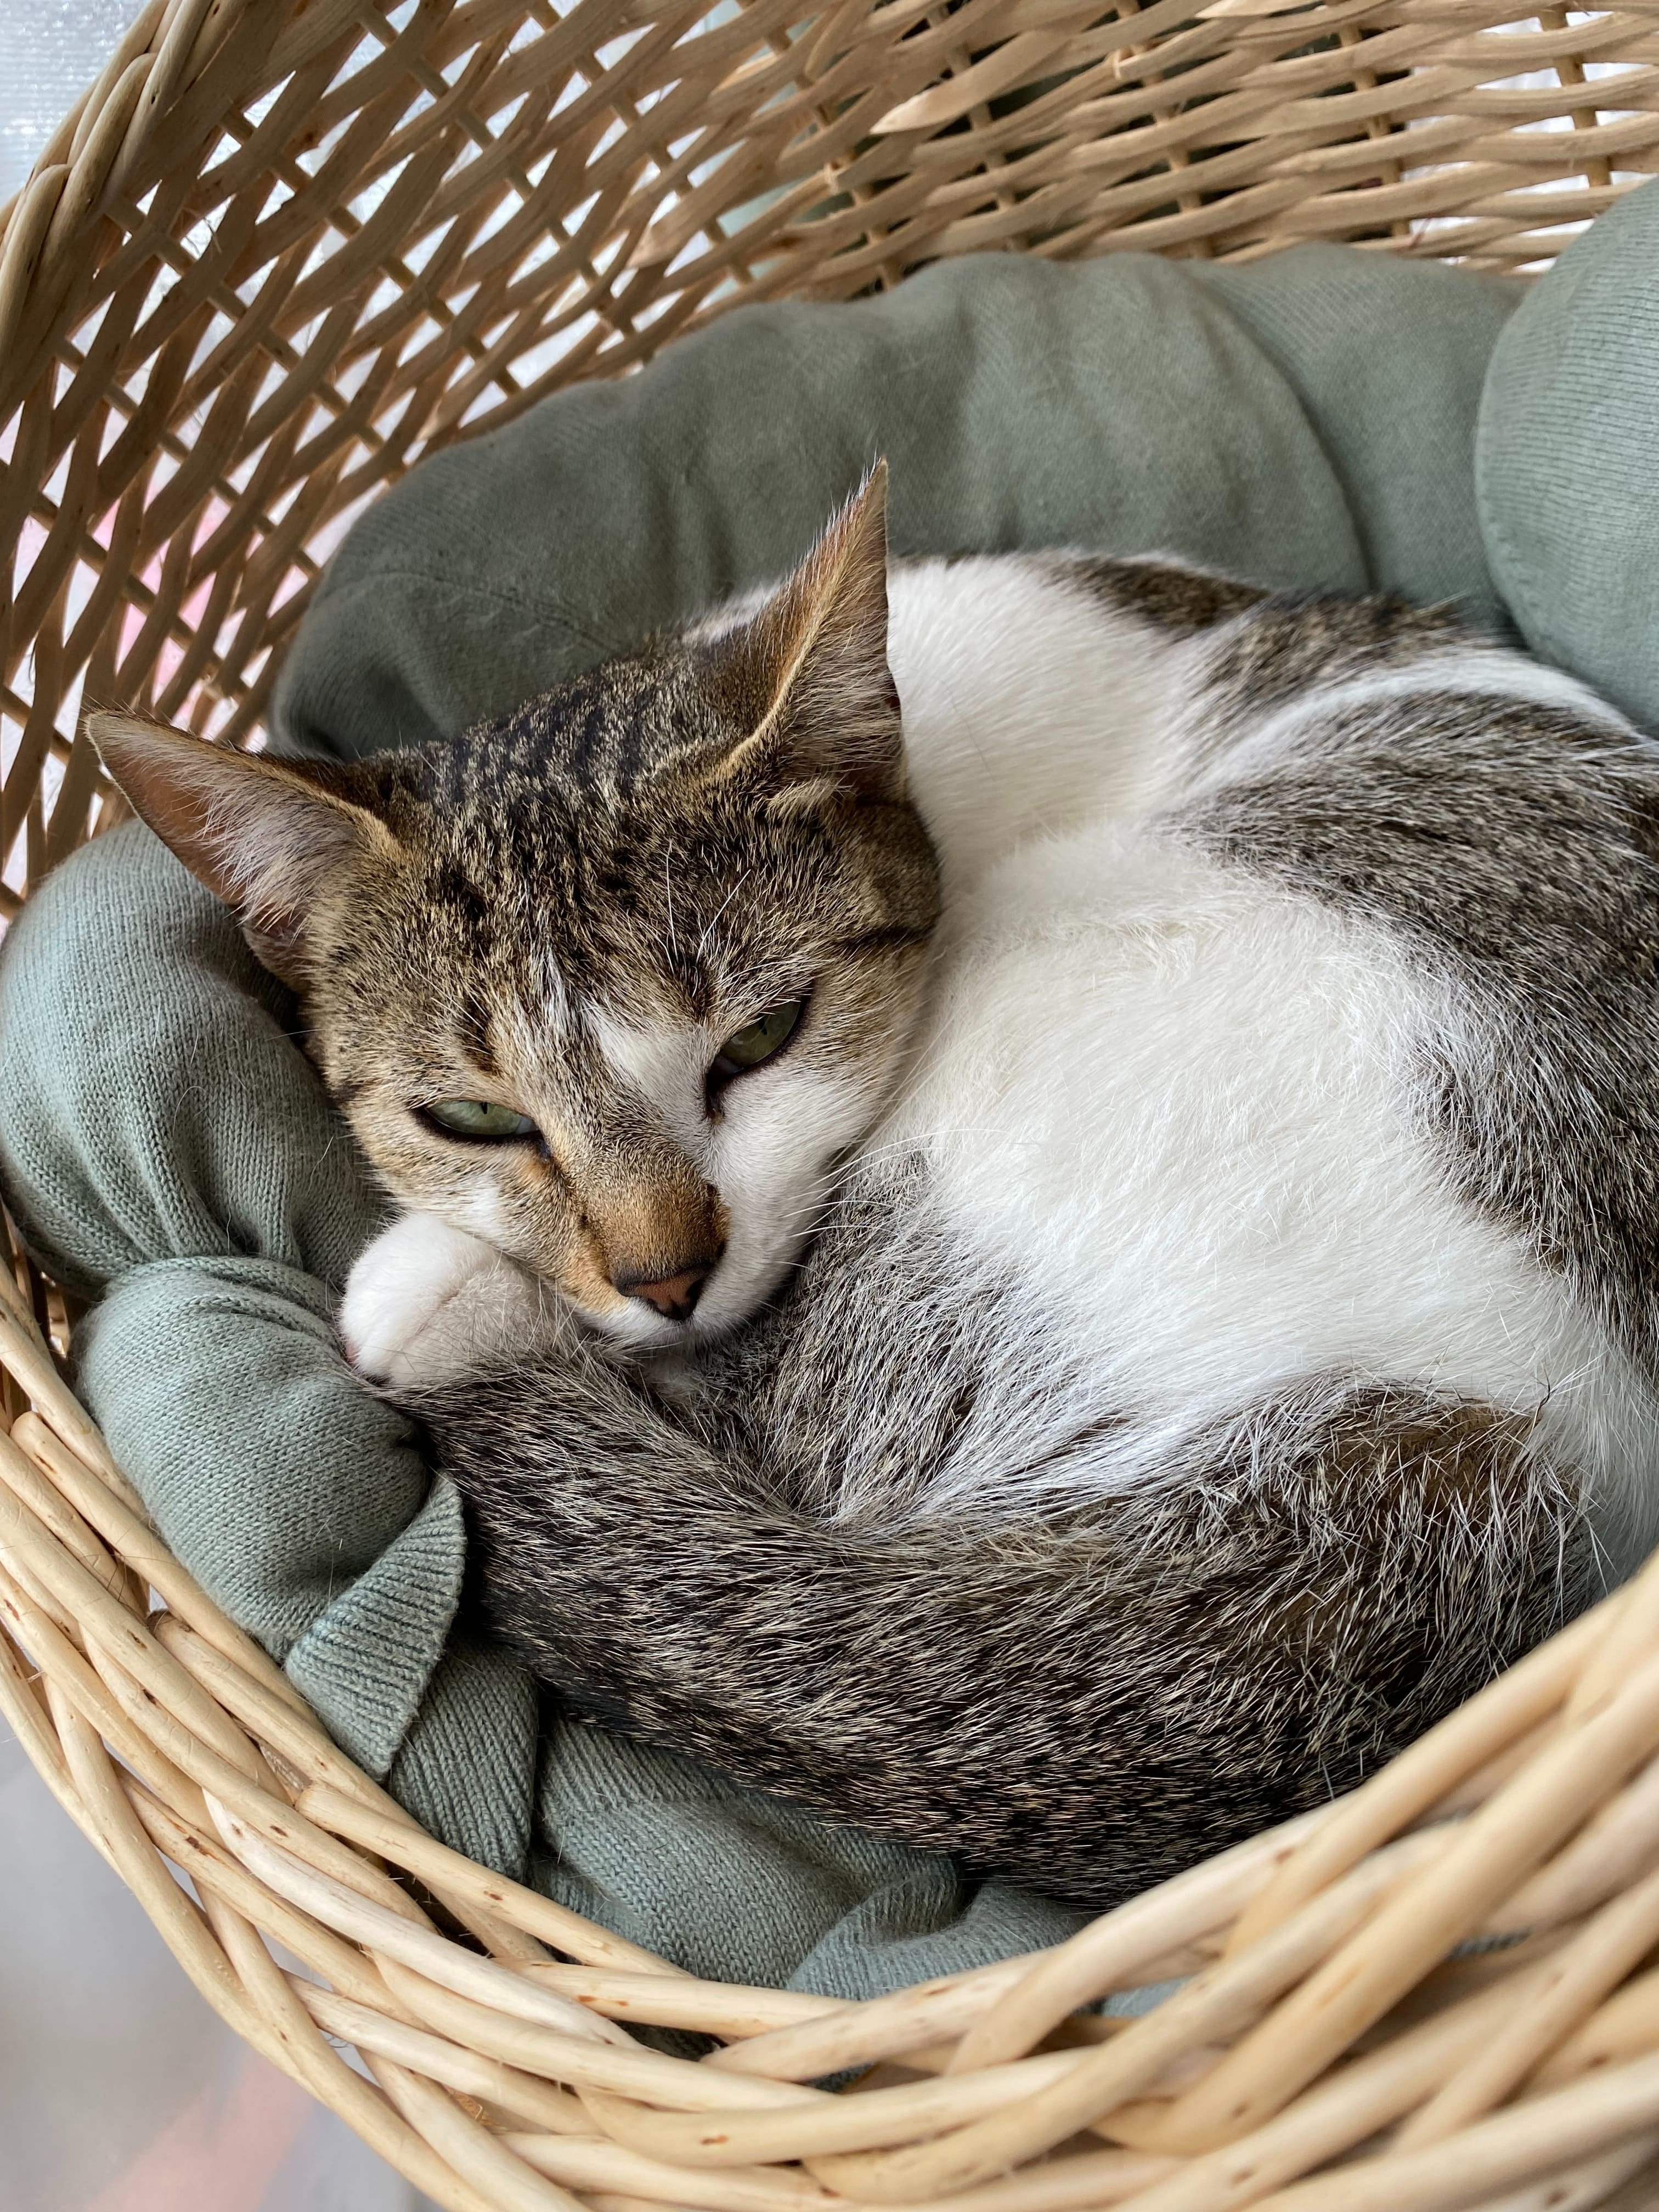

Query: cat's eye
left=421, top=1098, right=539, bottom=1141
left=709, top=997, right=806, bottom=1092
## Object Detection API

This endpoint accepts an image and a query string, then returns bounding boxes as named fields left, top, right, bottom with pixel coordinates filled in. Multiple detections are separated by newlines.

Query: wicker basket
left=5, top=3, right=1659, bottom=2207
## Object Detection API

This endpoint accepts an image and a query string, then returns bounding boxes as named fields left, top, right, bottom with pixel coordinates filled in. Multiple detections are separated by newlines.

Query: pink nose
left=616, top=1266, right=712, bottom=1323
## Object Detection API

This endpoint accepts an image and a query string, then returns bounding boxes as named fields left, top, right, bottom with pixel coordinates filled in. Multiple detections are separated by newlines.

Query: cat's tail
left=415, top=1362, right=1593, bottom=1913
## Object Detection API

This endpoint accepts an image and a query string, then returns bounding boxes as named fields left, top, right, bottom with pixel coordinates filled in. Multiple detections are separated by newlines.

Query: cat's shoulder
left=887, top=547, right=1266, bottom=636
left=889, top=550, right=1471, bottom=661
left=895, top=549, right=1268, bottom=637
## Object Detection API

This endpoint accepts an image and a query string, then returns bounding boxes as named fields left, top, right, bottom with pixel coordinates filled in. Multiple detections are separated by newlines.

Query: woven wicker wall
left=1, top=0, right=1657, bottom=923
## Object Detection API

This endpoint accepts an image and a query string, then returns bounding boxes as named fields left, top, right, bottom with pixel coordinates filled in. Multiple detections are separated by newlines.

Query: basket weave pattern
left=5, top=3, right=1659, bottom=2207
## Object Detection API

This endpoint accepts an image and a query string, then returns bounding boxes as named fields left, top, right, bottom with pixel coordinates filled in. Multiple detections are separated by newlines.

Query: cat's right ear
left=89, top=714, right=400, bottom=989
left=707, top=462, right=902, bottom=804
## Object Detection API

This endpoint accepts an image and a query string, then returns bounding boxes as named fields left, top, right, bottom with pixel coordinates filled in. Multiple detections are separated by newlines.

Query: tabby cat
left=95, top=464, right=1659, bottom=1909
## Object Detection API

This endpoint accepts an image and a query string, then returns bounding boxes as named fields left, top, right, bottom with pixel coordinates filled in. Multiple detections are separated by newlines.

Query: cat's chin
left=571, top=1299, right=695, bottom=1355
left=572, top=1251, right=791, bottom=1354
left=574, top=1293, right=742, bottom=1356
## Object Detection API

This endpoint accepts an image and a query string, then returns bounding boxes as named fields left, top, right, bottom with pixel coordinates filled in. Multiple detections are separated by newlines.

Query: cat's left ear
left=708, top=461, right=902, bottom=804
left=89, top=713, right=401, bottom=989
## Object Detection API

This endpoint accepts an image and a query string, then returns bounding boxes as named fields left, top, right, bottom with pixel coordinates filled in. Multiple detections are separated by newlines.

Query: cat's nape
left=94, top=466, right=1659, bottom=1908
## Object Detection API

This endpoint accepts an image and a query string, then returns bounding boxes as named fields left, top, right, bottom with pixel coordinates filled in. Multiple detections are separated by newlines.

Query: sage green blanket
left=4, top=191, right=1656, bottom=1996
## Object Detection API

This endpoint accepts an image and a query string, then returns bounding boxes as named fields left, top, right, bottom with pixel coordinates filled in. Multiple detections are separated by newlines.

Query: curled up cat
left=93, top=463, right=1659, bottom=1911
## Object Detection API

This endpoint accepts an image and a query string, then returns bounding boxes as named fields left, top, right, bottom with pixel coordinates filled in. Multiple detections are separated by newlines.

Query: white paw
left=340, top=1213, right=559, bottom=1388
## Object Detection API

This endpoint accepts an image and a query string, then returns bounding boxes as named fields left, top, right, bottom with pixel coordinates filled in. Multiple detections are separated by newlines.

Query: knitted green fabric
left=0, top=240, right=1539, bottom=1995
left=1479, top=178, right=1659, bottom=731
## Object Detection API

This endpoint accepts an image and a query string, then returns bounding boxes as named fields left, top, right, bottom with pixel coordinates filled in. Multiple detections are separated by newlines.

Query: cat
left=92, top=461, right=1659, bottom=1910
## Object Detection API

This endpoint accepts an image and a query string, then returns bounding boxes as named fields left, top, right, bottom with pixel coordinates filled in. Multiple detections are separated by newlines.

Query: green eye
left=422, top=1098, right=539, bottom=1141
left=710, top=997, right=805, bottom=1085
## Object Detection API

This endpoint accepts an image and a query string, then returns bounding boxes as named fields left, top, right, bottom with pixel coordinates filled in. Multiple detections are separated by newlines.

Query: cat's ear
left=89, top=713, right=400, bottom=989
left=709, top=461, right=902, bottom=803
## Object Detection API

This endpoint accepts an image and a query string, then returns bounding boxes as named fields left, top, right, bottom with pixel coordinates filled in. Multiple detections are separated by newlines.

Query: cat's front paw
left=340, top=1213, right=557, bottom=1388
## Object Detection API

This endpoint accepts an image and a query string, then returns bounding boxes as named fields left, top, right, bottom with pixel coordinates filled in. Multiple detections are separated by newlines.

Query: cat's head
left=92, top=467, right=941, bottom=1347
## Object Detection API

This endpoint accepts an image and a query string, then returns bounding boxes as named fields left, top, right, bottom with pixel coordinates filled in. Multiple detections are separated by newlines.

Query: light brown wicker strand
left=295, top=1980, right=595, bottom=2136
left=371, top=2051, right=595, bottom=2212
left=799, top=1847, right=1504, bottom=2198
left=10, top=1415, right=317, bottom=1724
left=51, top=1702, right=495, bottom=2212
left=517, top=2137, right=1180, bottom=2212
left=1078, top=1964, right=1605, bottom=2212
left=2, top=1505, right=445, bottom=1928
left=193, top=1883, right=519, bottom=2212
left=1221, top=1581, right=1644, bottom=1959
left=0, top=1269, right=138, bottom=1503
left=1478, top=2149, right=1659, bottom=2212
left=203, top=1801, right=636, bottom=2048
left=1483, top=1744, right=1659, bottom=1933
left=122, top=1784, right=440, bottom=2020
left=177, top=1649, right=665, bottom=1972
left=695, top=1839, right=1459, bottom=2169
left=1392, top=1861, right=1659, bottom=2148
left=1252, top=2063, right=1659, bottom=2212
left=951, top=1594, right=1621, bottom=2077
left=1141, top=1647, right=1659, bottom=2155
left=0, top=1554, right=210, bottom=1818
left=0, top=1420, right=136, bottom=1607
left=1539, top=1967, right=1659, bottom=2093
left=0, top=1594, right=107, bottom=1843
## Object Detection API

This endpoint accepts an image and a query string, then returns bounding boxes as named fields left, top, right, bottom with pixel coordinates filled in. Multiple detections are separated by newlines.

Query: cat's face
left=94, top=468, right=941, bottom=1347
left=288, top=663, right=939, bottom=1346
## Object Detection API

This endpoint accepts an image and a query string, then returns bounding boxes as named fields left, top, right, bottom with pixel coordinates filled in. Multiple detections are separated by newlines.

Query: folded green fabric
left=1479, top=177, right=1659, bottom=731
left=0, top=821, right=541, bottom=1872
left=1, top=240, right=1538, bottom=1993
